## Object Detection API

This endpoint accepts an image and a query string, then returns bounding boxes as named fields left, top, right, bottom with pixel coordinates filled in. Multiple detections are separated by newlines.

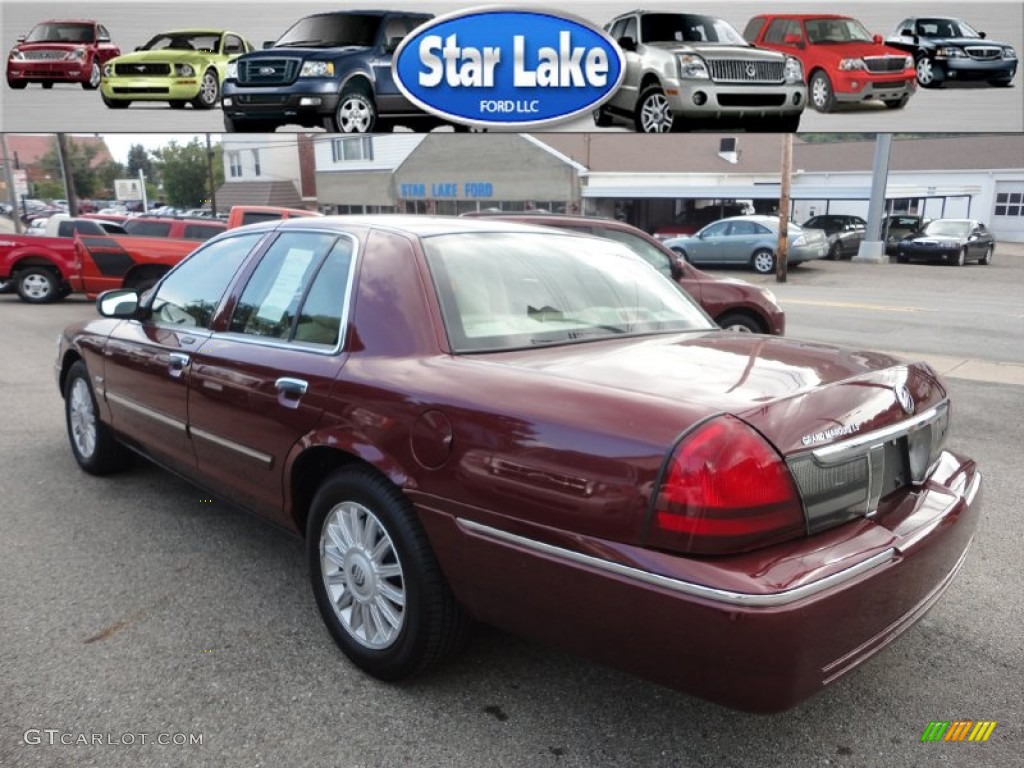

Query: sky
left=96, top=134, right=210, bottom=164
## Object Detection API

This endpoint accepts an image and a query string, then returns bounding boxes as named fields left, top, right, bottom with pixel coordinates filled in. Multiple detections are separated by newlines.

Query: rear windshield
left=423, top=232, right=711, bottom=353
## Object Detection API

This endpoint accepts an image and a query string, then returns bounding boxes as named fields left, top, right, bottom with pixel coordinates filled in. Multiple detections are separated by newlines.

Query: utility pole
left=776, top=133, right=793, bottom=283
left=206, top=133, right=218, bottom=215
left=55, top=133, right=80, bottom=217
left=0, top=134, right=24, bottom=233
left=854, top=133, right=892, bottom=263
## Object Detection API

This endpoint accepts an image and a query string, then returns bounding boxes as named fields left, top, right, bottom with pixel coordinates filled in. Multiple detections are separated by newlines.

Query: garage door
left=991, top=182, right=1024, bottom=242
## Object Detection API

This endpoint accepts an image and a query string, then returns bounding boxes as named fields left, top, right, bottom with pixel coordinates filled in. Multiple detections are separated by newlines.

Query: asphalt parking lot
left=1, top=247, right=1022, bottom=767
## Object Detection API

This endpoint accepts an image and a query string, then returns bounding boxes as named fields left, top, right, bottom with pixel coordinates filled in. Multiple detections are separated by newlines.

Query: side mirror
left=98, top=34, right=111, bottom=43
left=980, top=31, right=987, bottom=39
left=617, top=36, right=636, bottom=52
left=16, top=35, right=25, bottom=43
left=783, top=34, right=804, bottom=48
left=97, top=289, right=140, bottom=318
left=383, top=36, right=404, bottom=54
left=262, top=40, right=276, bottom=49
left=872, top=34, right=883, bottom=45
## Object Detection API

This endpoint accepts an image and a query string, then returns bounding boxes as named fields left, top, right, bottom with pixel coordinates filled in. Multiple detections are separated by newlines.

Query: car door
left=101, top=232, right=266, bottom=478
left=721, top=219, right=763, bottom=264
left=687, top=220, right=729, bottom=264
left=608, top=15, right=642, bottom=112
left=187, top=230, right=357, bottom=524
left=373, top=15, right=424, bottom=111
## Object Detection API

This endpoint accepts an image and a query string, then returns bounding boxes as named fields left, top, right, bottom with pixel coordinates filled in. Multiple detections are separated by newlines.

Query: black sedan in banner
left=894, top=219, right=995, bottom=266
left=885, top=17, right=1018, bottom=88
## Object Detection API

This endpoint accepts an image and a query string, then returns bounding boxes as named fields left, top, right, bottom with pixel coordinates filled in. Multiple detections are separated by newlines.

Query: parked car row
left=6, top=10, right=1017, bottom=131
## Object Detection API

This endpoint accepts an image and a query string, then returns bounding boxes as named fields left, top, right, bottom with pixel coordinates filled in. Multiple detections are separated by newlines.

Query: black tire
left=593, top=105, right=613, bottom=127
left=307, top=466, right=469, bottom=681
left=102, top=92, right=130, bottom=109
left=191, top=68, right=219, bottom=110
left=717, top=312, right=763, bottom=333
left=809, top=71, right=836, bottom=113
left=16, top=266, right=62, bottom=303
left=634, top=84, right=676, bottom=132
left=169, top=100, right=187, bottom=109
left=884, top=94, right=910, bottom=109
left=64, top=361, right=130, bottom=475
left=826, top=242, right=841, bottom=261
left=124, top=271, right=165, bottom=293
left=915, top=56, right=943, bottom=88
left=82, top=61, right=101, bottom=90
left=980, top=245, right=993, bottom=265
left=751, top=248, right=776, bottom=275
left=330, top=86, right=378, bottom=133
left=7, top=79, right=27, bottom=89
left=42, top=82, right=54, bottom=90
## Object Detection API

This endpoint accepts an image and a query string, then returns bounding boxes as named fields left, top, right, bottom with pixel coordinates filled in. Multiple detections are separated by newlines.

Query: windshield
left=424, top=232, right=712, bottom=353
left=276, top=15, right=381, bottom=47
left=805, top=18, right=874, bottom=45
left=640, top=14, right=747, bottom=46
left=25, top=23, right=95, bottom=44
left=921, top=220, right=970, bottom=237
left=915, top=18, right=980, bottom=39
left=142, top=33, right=221, bottom=52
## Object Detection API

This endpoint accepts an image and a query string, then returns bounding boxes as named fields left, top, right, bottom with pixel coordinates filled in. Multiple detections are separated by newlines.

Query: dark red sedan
left=57, top=216, right=980, bottom=712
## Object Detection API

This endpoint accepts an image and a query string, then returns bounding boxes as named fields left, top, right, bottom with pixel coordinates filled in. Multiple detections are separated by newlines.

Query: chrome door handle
left=275, top=377, right=308, bottom=395
left=168, top=352, right=191, bottom=378
left=275, top=377, right=308, bottom=409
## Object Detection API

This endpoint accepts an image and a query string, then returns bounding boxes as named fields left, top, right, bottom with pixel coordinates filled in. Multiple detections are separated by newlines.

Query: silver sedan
left=664, top=215, right=830, bottom=274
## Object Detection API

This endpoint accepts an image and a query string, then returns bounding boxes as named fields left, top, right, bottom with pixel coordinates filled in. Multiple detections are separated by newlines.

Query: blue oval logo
left=393, top=9, right=625, bottom=128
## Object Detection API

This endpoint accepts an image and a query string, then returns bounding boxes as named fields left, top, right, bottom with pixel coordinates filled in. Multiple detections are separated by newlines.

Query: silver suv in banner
left=596, top=11, right=806, bottom=132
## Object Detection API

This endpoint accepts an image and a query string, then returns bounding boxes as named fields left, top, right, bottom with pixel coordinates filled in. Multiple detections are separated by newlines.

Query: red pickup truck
left=0, top=216, right=125, bottom=302
left=1, top=205, right=318, bottom=303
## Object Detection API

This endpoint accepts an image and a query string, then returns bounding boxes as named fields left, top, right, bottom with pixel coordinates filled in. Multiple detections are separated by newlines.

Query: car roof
left=752, top=14, right=853, bottom=21
left=151, top=29, right=231, bottom=36
left=36, top=19, right=99, bottom=24
left=258, top=214, right=590, bottom=238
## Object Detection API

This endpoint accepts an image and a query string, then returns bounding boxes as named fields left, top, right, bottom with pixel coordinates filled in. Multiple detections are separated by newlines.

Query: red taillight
left=649, top=415, right=805, bottom=556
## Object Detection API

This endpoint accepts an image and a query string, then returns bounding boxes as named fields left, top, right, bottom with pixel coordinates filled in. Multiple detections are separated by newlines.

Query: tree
left=39, top=137, right=102, bottom=199
left=126, top=144, right=156, bottom=184
left=153, top=138, right=222, bottom=208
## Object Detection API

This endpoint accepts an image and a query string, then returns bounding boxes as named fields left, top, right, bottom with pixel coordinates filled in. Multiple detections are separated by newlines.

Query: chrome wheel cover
left=916, top=59, right=934, bottom=86
left=199, top=72, right=218, bottom=105
left=640, top=93, right=673, bottom=132
left=69, top=378, right=97, bottom=459
left=753, top=251, right=775, bottom=273
left=337, top=97, right=373, bottom=132
left=724, top=322, right=754, bottom=333
left=320, top=501, right=405, bottom=649
left=22, top=272, right=53, bottom=300
left=811, top=76, right=829, bottom=109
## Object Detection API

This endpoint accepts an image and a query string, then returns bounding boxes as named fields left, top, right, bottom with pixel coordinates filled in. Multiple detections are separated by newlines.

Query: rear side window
left=229, top=232, right=353, bottom=347
left=57, top=221, right=74, bottom=238
left=151, top=234, right=264, bottom=328
left=183, top=224, right=224, bottom=241
left=125, top=220, right=172, bottom=237
left=240, top=211, right=286, bottom=226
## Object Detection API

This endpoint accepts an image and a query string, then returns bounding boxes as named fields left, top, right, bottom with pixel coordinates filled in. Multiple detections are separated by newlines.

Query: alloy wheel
left=337, top=95, right=375, bottom=133
left=69, top=378, right=97, bottom=459
left=320, top=501, right=406, bottom=650
left=640, top=93, right=673, bottom=132
left=21, top=272, right=53, bottom=300
left=916, top=58, right=935, bottom=87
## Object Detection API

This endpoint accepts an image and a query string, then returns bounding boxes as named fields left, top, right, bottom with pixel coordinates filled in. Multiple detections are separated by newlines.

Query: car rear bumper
left=942, top=57, right=1017, bottom=81
left=100, top=77, right=201, bottom=100
left=7, top=60, right=90, bottom=83
left=222, top=80, right=340, bottom=125
left=428, top=452, right=981, bottom=712
left=833, top=71, right=916, bottom=102
left=666, top=81, right=806, bottom=118
left=790, top=240, right=830, bottom=262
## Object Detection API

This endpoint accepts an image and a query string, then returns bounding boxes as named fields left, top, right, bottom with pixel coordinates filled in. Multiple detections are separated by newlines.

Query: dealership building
left=314, top=133, right=1024, bottom=242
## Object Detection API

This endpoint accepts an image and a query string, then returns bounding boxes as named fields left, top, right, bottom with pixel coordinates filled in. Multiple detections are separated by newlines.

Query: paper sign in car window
left=256, top=248, right=315, bottom=325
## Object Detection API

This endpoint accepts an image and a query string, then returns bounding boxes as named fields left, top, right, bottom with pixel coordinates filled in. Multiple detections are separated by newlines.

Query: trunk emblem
left=896, top=385, right=915, bottom=416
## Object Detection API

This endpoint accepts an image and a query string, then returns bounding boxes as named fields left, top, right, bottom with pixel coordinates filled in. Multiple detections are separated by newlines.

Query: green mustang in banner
left=100, top=29, right=251, bottom=110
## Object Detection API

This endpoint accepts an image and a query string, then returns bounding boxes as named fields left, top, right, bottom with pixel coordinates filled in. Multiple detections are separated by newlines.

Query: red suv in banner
left=744, top=14, right=915, bottom=113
